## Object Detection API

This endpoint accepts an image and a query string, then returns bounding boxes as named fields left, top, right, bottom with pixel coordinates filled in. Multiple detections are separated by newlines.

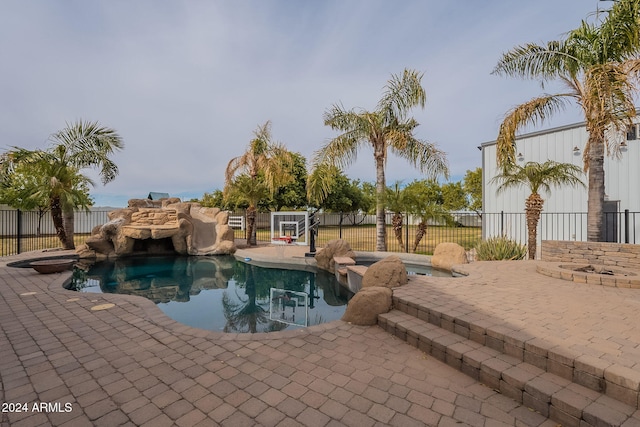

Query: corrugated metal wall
left=482, top=121, right=640, bottom=246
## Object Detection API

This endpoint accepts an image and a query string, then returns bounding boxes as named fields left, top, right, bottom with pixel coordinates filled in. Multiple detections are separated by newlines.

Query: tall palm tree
left=2, top=120, right=123, bottom=249
left=492, top=161, right=584, bottom=260
left=493, top=0, right=640, bottom=241
left=311, top=69, right=448, bottom=251
left=225, top=121, right=294, bottom=246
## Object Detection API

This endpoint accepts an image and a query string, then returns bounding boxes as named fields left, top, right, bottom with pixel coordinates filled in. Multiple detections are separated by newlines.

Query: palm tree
left=225, top=121, right=294, bottom=246
left=2, top=120, right=123, bottom=249
left=311, top=69, right=448, bottom=251
left=385, top=181, right=409, bottom=251
left=224, top=174, right=270, bottom=246
left=404, top=180, right=453, bottom=253
left=492, top=161, right=584, bottom=260
left=493, top=0, right=640, bottom=241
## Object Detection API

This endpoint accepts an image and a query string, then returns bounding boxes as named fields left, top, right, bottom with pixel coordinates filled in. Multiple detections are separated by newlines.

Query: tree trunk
left=246, top=206, right=257, bottom=246
left=524, top=193, right=544, bottom=260
left=391, top=212, right=404, bottom=251
left=375, top=149, right=387, bottom=252
left=412, top=221, right=427, bottom=253
left=62, top=208, right=75, bottom=250
left=50, top=196, right=67, bottom=247
left=586, top=132, right=605, bottom=242
left=37, top=209, right=46, bottom=237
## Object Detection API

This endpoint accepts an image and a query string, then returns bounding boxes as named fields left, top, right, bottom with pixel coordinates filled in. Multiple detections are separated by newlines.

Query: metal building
left=480, top=120, right=640, bottom=248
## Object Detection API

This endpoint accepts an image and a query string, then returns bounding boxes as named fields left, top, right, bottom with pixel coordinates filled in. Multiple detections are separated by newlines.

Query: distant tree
left=195, top=190, right=227, bottom=209
left=0, top=161, right=50, bottom=235
left=360, top=182, right=376, bottom=215
left=320, top=167, right=367, bottom=222
left=1, top=120, right=123, bottom=249
left=311, top=69, right=448, bottom=251
left=224, top=121, right=294, bottom=245
left=308, top=165, right=373, bottom=226
left=271, top=152, right=308, bottom=211
left=463, top=168, right=483, bottom=217
left=441, top=181, right=467, bottom=211
left=492, top=161, right=584, bottom=260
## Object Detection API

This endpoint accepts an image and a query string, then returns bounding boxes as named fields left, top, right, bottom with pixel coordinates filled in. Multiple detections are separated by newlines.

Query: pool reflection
left=69, top=256, right=352, bottom=333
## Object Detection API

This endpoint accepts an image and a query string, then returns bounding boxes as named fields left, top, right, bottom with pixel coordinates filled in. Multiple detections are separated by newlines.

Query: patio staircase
left=378, top=288, right=640, bottom=427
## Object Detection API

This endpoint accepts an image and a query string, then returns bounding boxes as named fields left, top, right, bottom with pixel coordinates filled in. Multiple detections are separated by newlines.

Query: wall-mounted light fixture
left=517, top=152, right=524, bottom=161
left=573, top=146, right=581, bottom=155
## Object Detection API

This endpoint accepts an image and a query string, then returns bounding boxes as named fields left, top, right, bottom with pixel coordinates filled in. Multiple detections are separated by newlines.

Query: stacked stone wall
left=129, top=208, right=178, bottom=226
left=541, top=240, right=640, bottom=269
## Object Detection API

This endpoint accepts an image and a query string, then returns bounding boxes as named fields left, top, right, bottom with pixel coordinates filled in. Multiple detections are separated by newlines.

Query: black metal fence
left=315, top=212, right=481, bottom=254
left=2, top=208, right=638, bottom=258
left=483, top=210, right=639, bottom=246
left=0, top=209, right=110, bottom=257
left=229, top=211, right=483, bottom=254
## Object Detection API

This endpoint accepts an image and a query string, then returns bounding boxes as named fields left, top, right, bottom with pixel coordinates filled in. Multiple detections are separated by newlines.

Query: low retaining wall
left=541, top=240, right=640, bottom=270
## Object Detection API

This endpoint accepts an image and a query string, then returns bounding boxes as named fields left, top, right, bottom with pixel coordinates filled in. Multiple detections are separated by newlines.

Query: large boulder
left=341, top=287, right=393, bottom=326
left=85, top=235, right=115, bottom=255
left=362, top=255, right=408, bottom=289
left=315, top=239, right=355, bottom=274
left=431, top=242, right=468, bottom=271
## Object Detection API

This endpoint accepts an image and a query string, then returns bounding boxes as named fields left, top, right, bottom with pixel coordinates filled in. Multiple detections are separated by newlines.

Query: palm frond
left=307, top=163, right=339, bottom=205
left=224, top=174, right=270, bottom=209
left=225, top=121, right=295, bottom=195
left=496, top=95, right=570, bottom=166
left=50, top=119, right=123, bottom=185
left=492, top=161, right=585, bottom=195
left=598, top=0, right=640, bottom=58
left=377, top=69, right=426, bottom=123
left=385, top=181, right=407, bottom=213
left=388, top=134, right=449, bottom=180
left=312, top=131, right=362, bottom=170
left=493, top=41, right=581, bottom=81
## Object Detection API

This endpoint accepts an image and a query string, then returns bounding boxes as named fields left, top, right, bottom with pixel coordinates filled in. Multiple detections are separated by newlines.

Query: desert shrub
left=475, top=236, right=527, bottom=261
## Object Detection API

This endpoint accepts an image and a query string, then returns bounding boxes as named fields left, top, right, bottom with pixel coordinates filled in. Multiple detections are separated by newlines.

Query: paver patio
left=0, top=244, right=638, bottom=426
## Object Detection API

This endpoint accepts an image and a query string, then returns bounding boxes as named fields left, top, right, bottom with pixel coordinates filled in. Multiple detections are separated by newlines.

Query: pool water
left=67, top=256, right=351, bottom=333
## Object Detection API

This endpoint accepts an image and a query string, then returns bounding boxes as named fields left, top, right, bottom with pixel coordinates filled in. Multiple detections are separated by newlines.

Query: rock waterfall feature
left=76, top=198, right=236, bottom=259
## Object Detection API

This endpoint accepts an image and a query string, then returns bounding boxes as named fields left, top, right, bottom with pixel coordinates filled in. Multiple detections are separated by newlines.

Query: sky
left=0, top=1, right=608, bottom=207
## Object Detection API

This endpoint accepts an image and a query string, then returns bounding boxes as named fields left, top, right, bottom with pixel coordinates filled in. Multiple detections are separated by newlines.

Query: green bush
left=475, top=236, right=527, bottom=261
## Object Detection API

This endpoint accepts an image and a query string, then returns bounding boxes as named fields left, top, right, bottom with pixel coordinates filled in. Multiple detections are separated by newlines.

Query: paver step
left=379, top=310, right=640, bottom=427
left=392, top=290, right=640, bottom=411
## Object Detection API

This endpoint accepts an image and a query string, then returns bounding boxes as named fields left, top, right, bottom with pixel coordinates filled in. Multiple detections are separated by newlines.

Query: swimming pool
left=67, top=255, right=351, bottom=333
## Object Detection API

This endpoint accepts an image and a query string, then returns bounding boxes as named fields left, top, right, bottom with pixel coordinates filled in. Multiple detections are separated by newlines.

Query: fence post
left=500, top=211, right=504, bottom=236
left=339, top=212, right=343, bottom=239
left=625, top=209, right=630, bottom=244
left=16, top=209, right=22, bottom=255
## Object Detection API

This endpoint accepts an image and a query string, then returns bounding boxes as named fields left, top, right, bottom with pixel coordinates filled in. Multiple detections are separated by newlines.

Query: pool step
left=378, top=310, right=640, bottom=427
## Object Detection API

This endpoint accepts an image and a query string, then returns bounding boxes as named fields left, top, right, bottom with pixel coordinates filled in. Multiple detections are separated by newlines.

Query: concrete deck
left=0, top=244, right=638, bottom=426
